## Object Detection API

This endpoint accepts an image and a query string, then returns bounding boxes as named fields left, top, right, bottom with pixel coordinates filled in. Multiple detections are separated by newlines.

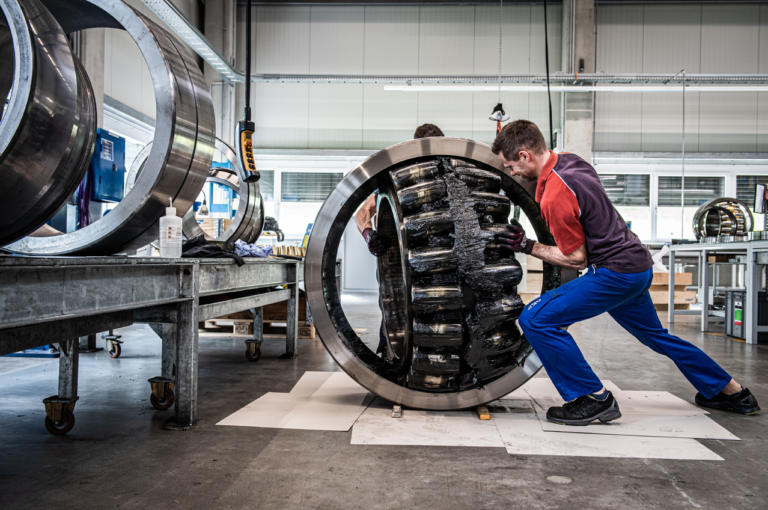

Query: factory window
left=736, top=175, right=768, bottom=230
left=599, top=174, right=651, bottom=240
left=281, top=172, right=343, bottom=202
left=258, top=170, right=275, bottom=202
left=656, top=176, right=724, bottom=240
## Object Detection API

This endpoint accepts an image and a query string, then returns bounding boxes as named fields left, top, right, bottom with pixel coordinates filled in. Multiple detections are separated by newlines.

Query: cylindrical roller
left=412, top=285, right=462, bottom=312
left=455, top=167, right=502, bottom=193
left=408, top=247, right=458, bottom=275
left=471, top=191, right=511, bottom=219
left=0, top=0, right=97, bottom=247
left=305, top=138, right=566, bottom=410
left=411, top=351, right=461, bottom=375
left=391, top=162, right=440, bottom=190
left=5, top=0, right=215, bottom=255
left=412, top=320, right=463, bottom=348
left=403, top=210, right=454, bottom=240
left=692, top=197, right=753, bottom=240
left=397, top=180, right=447, bottom=213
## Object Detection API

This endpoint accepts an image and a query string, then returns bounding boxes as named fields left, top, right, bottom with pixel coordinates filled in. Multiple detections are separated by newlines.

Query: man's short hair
left=414, top=123, right=445, bottom=139
left=491, top=120, right=548, bottom=161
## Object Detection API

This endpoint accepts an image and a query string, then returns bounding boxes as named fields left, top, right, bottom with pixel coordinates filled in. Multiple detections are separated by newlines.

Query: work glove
left=494, top=220, right=535, bottom=255
left=362, top=228, right=391, bottom=257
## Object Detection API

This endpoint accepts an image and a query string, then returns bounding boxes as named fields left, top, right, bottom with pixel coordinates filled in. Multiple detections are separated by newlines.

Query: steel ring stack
left=305, top=137, right=565, bottom=410
left=0, top=0, right=97, bottom=248
left=3, top=0, right=215, bottom=255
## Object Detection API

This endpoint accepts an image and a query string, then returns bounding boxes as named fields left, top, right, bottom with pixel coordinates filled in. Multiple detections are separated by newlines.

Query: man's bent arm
left=531, top=243, right=588, bottom=270
left=354, top=194, right=377, bottom=235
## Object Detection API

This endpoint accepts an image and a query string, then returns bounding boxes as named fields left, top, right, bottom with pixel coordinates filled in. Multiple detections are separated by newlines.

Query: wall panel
left=308, top=84, right=364, bottom=149
left=473, top=5, right=532, bottom=74
left=362, top=85, right=418, bottom=149
left=418, top=7, right=476, bottom=75
left=309, top=7, right=365, bottom=74
left=364, top=7, right=420, bottom=75
left=595, top=5, right=644, bottom=74
left=642, top=4, right=701, bottom=74
left=255, top=6, right=311, bottom=74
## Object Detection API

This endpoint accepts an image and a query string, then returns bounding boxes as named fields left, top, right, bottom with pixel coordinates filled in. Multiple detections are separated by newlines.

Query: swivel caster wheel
left=245, top=343, right=262, bottom=362
left=150, top=389, right=175, bottom=410
left=108, top=342, right=122, bottom=358
left=45, top=408, right=75, bottom=436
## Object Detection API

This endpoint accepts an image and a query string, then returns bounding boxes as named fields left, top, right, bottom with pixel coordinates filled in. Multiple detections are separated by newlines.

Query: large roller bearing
left=128, top=138, right=265, bottom=245
left=5, top=0, right=215, bottom=255
left=0, top=0, right=97, bottom=247
left=306, top=138, right=565, bottom=410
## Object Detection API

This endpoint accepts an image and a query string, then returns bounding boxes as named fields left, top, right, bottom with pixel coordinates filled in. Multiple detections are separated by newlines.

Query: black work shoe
left=695, top=388, right=761, bottom=415
left=546, top=391, right=622, bottom=426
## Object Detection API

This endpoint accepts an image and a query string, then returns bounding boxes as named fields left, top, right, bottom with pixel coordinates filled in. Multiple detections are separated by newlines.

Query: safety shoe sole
left=695, top=399, right=761, bottom=416
left=546, top=406, right=622, bottom=426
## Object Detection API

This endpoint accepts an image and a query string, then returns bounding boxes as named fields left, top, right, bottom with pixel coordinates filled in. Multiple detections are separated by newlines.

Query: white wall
left=595, top=3, right=768, bottom=153
left=235, top=4, right=564, bottom=151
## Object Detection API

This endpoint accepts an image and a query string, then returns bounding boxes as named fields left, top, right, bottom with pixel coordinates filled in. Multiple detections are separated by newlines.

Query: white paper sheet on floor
left=491, top=400, right=723, bottom=461
left=351, top=398, right=504, bottom=447
left=216, top=371, right=373, bottom=431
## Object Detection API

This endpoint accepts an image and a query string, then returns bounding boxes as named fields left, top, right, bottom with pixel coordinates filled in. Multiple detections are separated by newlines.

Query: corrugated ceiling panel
left=364, top=7, right=420, bottom=75
left=594, top=92, right=643, bottom=152
left=641, top=91, right=699, bottom=152
left=701, top=4, right=760, bottom=73
left=473, top=5, right=532, bottom=74
left=418, top=6, right=475, bottom=75
left=309, top=7, right=365, bottom=74
left=308, top=84, right=364, bottom=149
left=255, top=6, right=310, bottom=74
left=642, top=4, right=701, bottom=73
left=596, top=5, right=644, bottom=74
left=362, top=85, right=418, bottom=149
left=699, top=92, right=758, bottom=152
left=417, top=91, right=474, bottom=140
left=529, top=3, right=562, bottom=74
left=253, top=83, right=309, bottom=149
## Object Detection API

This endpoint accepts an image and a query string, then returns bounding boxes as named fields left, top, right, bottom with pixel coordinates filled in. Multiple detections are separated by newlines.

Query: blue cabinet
left=90, top=129, right=126, bottom=203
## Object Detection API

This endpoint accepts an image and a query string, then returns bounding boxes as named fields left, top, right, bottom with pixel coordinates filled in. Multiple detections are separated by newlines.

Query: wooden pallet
left=199, top=319, right=315, bottom=339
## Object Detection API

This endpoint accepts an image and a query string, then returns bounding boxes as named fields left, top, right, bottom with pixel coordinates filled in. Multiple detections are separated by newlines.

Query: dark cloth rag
left=181, top=235, right=245, bottom=266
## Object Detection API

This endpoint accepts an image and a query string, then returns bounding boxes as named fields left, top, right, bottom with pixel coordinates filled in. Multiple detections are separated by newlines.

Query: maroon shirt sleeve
left=540, top=172, right=586, bottom=255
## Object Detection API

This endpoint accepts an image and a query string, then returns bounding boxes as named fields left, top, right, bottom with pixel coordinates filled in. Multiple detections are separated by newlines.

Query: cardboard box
left=649, top=290, right=698, bottom=304
left=649, top=284, right=688, bottom=292
left=708, top=255, right=732, bottom=263
left=198, top=218, right=232, bottom=238
left=526, top=255, right=543, bottom=272
left=652, top=272, right=693, bottom=286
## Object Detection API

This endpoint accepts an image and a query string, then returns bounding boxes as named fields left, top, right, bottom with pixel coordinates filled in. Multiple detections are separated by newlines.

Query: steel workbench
left=667, top=240, right=768, bottom=344
left=0, top=256, right=300, bottom=433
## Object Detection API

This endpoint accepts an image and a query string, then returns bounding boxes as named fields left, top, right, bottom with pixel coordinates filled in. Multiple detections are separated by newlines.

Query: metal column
left=282, top=263, right=299, bottom=359
left=166, top=264, right=199, bottom=430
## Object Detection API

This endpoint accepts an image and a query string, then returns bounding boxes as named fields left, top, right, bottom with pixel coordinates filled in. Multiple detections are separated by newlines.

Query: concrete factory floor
left=1, top=292, right=766, bottom=509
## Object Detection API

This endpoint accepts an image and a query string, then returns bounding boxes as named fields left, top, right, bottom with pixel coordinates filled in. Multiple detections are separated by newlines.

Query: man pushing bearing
left=492, top=120, right=760, bottom=426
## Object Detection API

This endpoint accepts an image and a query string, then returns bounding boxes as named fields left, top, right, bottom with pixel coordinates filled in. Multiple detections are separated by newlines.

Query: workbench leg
left=58, top=338, right=79, bottom=400
left=668, top=251, right=676, bottom=324
left=165, top=299, right=198, bottom=431
left=281, top=264, right=299, bottom=359
left=245, top=307, right=263, bottom=362
left=701, top=251, right=710, bottom=332
left=746, top=245, right=759, bottom=345
left=43, top=338, right=80, bottom=435
left=78, top=333, right=102, bottom=353
left=148, top=323, right=177, bottom=411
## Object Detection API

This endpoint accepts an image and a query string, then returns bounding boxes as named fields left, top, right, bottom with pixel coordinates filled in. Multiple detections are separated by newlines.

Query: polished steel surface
left=692, top=198, right=753, bottom=241
left=0, top=0, right=96, bottom=247
left=129, top=138, right=264, bottom=244
left=305, top=138, right=553, bottom=410
left=6, top=0, right=215, bottom=255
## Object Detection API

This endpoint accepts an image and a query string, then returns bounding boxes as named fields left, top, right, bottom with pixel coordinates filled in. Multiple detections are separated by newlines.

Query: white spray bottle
left=159, top=197, right=182, bottom=258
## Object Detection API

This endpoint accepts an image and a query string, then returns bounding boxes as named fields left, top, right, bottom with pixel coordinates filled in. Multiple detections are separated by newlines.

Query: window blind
left=658, top=176, right=723, bottom=207
left=281, top=172, right=343, bottom=202
left=598, top=174, right=650, bottom=206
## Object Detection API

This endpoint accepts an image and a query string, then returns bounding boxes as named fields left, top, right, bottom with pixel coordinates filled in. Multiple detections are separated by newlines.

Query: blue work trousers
left=518, top=266, right=732, bottom=401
